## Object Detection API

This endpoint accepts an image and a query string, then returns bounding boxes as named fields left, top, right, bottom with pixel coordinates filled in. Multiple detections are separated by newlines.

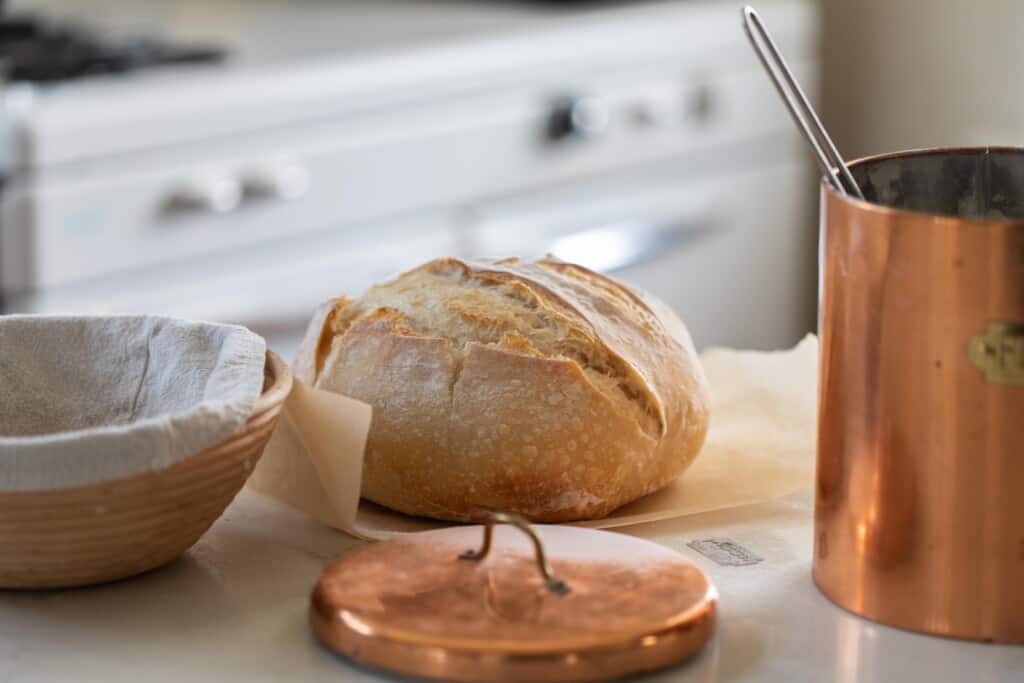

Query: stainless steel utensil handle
left=742, top=6, right=864, bottom=199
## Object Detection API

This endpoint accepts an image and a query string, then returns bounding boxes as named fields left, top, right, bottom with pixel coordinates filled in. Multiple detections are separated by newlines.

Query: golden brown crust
left=293, top=296, right=352, bottom=384
left=300, top=257, right=710, bottom=522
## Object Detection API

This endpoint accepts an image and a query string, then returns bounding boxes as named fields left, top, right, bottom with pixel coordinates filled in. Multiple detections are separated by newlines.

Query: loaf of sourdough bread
left=294, top=257, right=710, bottom=522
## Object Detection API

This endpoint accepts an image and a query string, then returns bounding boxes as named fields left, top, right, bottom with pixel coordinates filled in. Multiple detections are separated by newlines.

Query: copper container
left=814, top=147, right=1024, bottom=642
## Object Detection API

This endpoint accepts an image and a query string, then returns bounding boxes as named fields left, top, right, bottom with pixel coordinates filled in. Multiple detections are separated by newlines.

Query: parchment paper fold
left=249, top=335, right=818, bottom=540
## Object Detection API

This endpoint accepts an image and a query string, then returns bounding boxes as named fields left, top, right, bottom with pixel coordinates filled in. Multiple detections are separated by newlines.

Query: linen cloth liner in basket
left=0, top=315, right=266, bottom=492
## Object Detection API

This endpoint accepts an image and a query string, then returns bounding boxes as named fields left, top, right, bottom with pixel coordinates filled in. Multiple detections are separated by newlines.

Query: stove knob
left=686, top=84, right=715, bottom=123
left=242, top=162, right=310, bottom=201
left=547, top=95, right=610, bottom=142
left=164, top=172, right=242, bottom=216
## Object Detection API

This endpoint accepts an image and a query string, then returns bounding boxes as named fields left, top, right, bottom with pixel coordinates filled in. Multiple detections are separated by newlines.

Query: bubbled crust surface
left=301, top=257, right=710, bottom=522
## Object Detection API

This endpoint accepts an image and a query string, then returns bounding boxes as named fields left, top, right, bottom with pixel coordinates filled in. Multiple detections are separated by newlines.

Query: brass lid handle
left=459, top=512, right=571, bottom=595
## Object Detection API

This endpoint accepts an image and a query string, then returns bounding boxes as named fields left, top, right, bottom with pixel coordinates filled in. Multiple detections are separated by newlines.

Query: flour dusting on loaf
left=296, top=257, right=710, bottom=522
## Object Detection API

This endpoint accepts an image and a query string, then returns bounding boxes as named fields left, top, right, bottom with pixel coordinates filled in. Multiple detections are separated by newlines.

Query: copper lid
left=311, top=514, right=717, bottom=682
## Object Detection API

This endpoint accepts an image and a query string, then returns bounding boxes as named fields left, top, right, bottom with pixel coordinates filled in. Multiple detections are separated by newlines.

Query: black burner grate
left=0, top=14, right=224, bottom=83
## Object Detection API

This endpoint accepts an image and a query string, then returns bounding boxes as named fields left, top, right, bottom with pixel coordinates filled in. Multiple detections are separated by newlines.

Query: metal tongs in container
left=741, top=5, right=864, bottom=199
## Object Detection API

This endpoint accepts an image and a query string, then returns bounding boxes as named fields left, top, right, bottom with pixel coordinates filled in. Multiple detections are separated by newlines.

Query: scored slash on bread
left=294, top=257, right=710, bottom=523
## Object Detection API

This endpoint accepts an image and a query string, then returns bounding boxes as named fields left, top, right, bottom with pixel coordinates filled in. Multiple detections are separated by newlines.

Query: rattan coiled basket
left=0, top=350, right=292, bottom=589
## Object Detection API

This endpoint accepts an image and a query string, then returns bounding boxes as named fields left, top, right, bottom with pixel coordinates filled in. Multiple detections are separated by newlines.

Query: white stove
left=0, top=0, right=819, bottom=357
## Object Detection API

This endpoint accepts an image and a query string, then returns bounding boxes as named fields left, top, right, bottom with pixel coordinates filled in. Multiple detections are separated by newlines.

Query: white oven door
left=467, top=158, right=814, bottom=350
left=15, top=159, right=813, bottom=355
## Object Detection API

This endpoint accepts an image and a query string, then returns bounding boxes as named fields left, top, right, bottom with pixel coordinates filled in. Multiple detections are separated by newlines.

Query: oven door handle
left=546, top=217, right=719, bottom=274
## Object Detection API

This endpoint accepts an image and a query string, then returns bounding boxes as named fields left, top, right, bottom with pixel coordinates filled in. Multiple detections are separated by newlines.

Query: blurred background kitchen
left=0, top=0, right=1018, bottom=358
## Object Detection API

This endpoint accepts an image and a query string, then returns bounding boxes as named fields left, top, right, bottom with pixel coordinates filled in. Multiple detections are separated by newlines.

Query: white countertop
left=1, top=489, right=1020, bottom=682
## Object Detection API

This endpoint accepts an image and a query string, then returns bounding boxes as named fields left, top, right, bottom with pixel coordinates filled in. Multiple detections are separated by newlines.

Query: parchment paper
left=248, top=335, right=819, bottom=540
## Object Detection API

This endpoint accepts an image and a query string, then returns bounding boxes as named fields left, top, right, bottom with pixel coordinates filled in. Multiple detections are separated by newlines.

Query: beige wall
left=822, top=0, right=1024, bottom=159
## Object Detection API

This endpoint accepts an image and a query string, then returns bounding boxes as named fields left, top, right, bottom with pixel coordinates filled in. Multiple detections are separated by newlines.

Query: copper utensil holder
left=814, top=147, right=1024, bottom=642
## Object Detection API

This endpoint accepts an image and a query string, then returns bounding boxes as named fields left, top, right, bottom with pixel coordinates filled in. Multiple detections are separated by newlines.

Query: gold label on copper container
left=969, top=322, right=1024, bottom=386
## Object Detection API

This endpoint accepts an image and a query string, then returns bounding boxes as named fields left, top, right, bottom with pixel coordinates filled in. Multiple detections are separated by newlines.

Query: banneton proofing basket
left=0, top=350, right=292, bottom=589
left=814, top=147, right=1024, bottom=642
